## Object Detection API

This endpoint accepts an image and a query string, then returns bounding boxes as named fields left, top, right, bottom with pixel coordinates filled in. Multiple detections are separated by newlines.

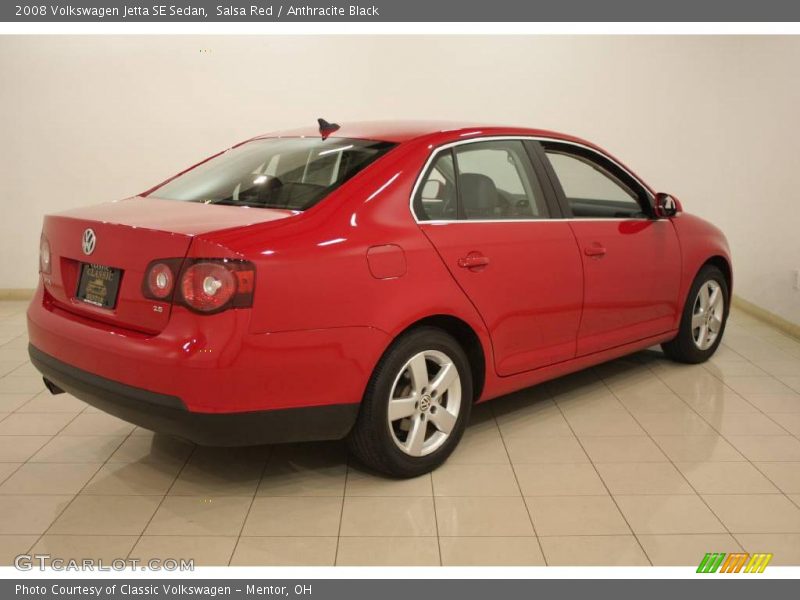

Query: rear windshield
left=148, top=138, right=395, bottom=211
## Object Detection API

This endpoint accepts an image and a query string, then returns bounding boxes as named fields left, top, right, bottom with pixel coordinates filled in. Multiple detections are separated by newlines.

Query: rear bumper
left=30, top=344, right=359, bottom=446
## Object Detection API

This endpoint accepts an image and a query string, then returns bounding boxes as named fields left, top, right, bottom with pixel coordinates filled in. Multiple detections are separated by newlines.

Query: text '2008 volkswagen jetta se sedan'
left=27, top=120, right=732, bottom=477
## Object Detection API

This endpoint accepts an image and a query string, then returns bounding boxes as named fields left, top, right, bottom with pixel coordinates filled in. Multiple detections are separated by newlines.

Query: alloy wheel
left=691, top=279, right=724, bottom=350
left=387, top=350, right=462, bottom=457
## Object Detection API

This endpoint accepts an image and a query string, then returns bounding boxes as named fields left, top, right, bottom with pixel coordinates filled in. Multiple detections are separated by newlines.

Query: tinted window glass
left=414, top=150, right=458, bottom=221
left=545, top=150, right=645, bottom=218
left=150, top=138, right=395, bottom=211
left=455, top=141, right=547, bottom=220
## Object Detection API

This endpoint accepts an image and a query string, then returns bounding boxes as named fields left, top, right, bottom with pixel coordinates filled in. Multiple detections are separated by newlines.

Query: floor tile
left=634, top=410, right=718, bottom=436
left=170, top=447, right=267, bottom=496
left=231, top=537, right=337, bottom=566
left=503, top=434, right=588, bottom=464
left=340, top=497, right=435, bottom=537
left=744, top=394, right=800, bottom=414
left=704, top=413, right=789, bottom=436
left=130, top=535, right=237, bottom=566
left=439, top=536, right=544, bottom=566
left=596, top=463, right=694, bottom=495
left=676, top=462, right=780, bottom=494
left=0, top=495, right=72, bottom=534
left=432, top=463, right=519, bottom=497
left=0, top=394, right=34, bottom=412
left=31, top=535, right=137, bottom=562
left=767, top=414, right=800, bottom=436
left=680, top=388, right=759, bottom=416
left=0, top=413, right=74, bottom=436
left=725, top=376, right=795, bottom=397
left=526, top=495, right=630, bottom=536
left=702, top=494, right=800, bottom=533
left=30, top=435, right=126, bottom=463
left=580, top=436, right=667, bottom=463
left=0, top=462, right=100, bottom=495
left=243, top=496, right=342, bottom=537
left=753, top=462, right=800, bottom=494
left=345, top=467, right=431, bottom=497
left=637, top=533, right=743, bottom=566
left=0, top=376, right=45, bottom=395
left=495, top=404, right=573, bottom=438
left=615, top=494, right=726, bottom=534
left=652, top=435, right=745, bottom=462
left=146, top=496, right=251, bottom=536
left=435, top=497, right=533, bottom=536
left=258, top=452, right=346, bottom=497
left=614, top=392, right=688, bottom=414
left=563, top=409, right=645, bottom=436
left=59, top=413, right=135, bottom=436
left=539, top=535, right=649, bottom=566
left=726, top=436, right=800, bottom=461
left=83, top=462, right=182, bottom=495
left=49, top=495, right=160, bottom=535
left=0, top=535, right=39, bottom=565
left=734, top=533, right=800, bottom=565
left=447, top=423, right=509, bottom=465
left=18, top=392, right=87, bottom=413
left=514, top=463, right=607, bottom=496
left=107, top=434, right=194, bottom=465
left=0, top=436, right=49, bottom=462
left=336, top=536, right=439, bottom=566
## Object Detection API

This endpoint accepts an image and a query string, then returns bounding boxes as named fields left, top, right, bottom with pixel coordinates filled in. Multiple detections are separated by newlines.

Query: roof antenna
left=317, top=118, right=340, bottom=140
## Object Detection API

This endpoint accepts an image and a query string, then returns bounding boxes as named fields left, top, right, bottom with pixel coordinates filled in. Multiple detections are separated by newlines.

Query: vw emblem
left=82, top=228, right=96, bottom=255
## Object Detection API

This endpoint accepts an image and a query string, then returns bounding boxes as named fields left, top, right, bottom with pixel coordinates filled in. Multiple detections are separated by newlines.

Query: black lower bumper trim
left=29, top=344, right=359, bottom=446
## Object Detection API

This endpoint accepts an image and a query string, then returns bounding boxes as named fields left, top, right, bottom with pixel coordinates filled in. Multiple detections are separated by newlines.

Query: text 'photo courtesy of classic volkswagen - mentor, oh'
left=27, top=119, right=732, bottom=477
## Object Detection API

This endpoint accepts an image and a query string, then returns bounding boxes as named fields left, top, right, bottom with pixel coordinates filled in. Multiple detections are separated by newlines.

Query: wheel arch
left=703, top=255, right=733, bottom=296
left=393, top=314, right=487, bottom=402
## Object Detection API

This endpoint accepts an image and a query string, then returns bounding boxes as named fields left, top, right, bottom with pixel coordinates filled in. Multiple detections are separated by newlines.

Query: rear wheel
left=662, top=264, right=729, bottom=363
left=347, top=327, right=472, bottom=477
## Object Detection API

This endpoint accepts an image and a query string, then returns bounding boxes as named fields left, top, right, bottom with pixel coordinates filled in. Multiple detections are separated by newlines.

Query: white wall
left=1, top=36, right=798, bottom=324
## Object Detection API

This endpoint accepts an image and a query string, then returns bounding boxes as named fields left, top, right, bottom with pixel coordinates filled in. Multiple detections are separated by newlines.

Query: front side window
left=413, top=140, right=547, bottom=221
left=149, top=138, right=395, bottom=211
left=544, top=146, right=647, bottom=218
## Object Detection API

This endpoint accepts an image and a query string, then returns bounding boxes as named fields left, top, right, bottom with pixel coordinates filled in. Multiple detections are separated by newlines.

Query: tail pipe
left=43, top=377, right=65, bottom=395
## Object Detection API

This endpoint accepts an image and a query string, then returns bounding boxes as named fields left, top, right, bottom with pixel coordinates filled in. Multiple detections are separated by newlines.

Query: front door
left=538, top=141, right=682, bottom=356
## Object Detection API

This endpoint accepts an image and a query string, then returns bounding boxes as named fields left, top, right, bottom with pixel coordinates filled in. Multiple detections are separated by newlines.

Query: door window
left=455, top=141, right=547, bottom=220
left=544, top=146, right=648, bottom=218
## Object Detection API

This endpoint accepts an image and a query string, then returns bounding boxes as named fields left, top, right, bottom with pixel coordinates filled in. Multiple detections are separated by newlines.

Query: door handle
left=584, top=245, right=607, bottom=257
left=458, top=253, right=490, bottom=269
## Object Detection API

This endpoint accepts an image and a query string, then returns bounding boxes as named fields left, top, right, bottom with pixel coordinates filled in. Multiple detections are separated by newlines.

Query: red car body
left=27, top=121, right=732, bottom=445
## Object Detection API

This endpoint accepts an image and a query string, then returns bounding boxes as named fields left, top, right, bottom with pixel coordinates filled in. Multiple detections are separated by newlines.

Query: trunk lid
left=41, top=197, right=294, bottom=333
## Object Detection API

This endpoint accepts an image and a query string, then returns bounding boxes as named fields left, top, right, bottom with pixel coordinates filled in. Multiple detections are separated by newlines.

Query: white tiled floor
left=0, top=300, right=799, bottom=566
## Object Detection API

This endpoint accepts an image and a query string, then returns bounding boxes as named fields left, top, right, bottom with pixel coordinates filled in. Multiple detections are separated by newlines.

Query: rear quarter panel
left=198, top=138, right=495, bottom=387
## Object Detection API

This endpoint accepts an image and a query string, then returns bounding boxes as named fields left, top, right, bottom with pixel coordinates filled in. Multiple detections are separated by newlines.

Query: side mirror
left=422, top=179, right=444, bottom=200
left=654, top=192, right=681, bottom=218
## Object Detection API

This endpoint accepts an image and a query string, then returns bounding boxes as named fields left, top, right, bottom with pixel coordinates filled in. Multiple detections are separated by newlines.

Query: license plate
left=76, top=264, right=122, bottom=309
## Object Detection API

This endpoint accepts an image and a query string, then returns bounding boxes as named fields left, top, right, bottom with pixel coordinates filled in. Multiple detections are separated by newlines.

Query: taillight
left=39, top=235, right=51, bottom=274
left=142, top=258, right=255, bottom=314
left=146, top=263, right=175, bottom=299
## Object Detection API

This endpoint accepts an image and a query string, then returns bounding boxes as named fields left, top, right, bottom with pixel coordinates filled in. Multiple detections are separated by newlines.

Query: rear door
left=535, top=140, right=682, bottom=356
left=414, top=139, right=583, bottom=376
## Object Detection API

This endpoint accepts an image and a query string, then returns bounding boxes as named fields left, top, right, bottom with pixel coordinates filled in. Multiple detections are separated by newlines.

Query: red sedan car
left=28, top=121, right=731, bottom=477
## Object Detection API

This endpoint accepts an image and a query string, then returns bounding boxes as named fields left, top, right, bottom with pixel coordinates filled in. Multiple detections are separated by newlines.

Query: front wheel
left=347, top=327, right=473, bottom=478
left=662, top=264, right=729, bottom=363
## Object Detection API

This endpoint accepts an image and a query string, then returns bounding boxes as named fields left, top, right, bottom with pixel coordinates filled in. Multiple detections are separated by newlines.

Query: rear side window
left=413, top=140, right=548, bottom=221
left=149, top=138, right=395, bottom=211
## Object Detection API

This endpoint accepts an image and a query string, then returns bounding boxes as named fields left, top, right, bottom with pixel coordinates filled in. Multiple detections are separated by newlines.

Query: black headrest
left=460, top=173, right=497, bottom=218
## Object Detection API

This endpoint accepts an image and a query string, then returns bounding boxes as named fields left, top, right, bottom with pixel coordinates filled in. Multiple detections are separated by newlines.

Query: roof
left=254, top=120, right=589, bottom=146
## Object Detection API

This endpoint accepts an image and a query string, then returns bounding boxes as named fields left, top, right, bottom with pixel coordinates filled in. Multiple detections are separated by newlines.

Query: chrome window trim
left=409, top=135, right=654, bottom=224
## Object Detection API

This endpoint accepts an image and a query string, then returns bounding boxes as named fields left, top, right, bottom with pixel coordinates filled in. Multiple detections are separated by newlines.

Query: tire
left=662, top=264, right=729, bottom=364
left=347, top=327, right=473, bottom=478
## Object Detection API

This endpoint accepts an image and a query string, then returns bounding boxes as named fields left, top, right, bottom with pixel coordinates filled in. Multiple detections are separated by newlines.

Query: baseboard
left=0, top=289, right=34, bottom=301
left=733, top=295, right=800, bottom=340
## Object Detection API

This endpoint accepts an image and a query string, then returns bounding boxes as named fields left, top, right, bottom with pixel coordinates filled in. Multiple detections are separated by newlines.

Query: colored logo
left=697, top=552, right=773, bottom=573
